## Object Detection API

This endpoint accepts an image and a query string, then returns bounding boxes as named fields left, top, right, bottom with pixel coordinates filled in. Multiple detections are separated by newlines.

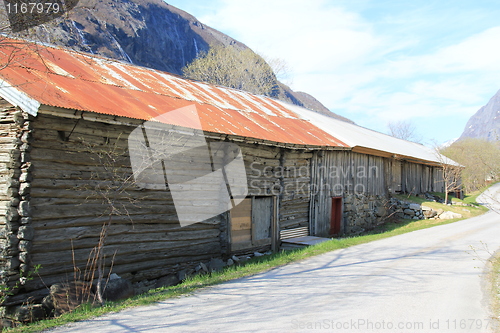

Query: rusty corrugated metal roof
left=0, top=39, right=347, bottom=148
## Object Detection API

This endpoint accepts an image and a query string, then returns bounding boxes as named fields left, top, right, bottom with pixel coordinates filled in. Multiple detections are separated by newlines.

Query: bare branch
left=388, top=120, right=422, bottom=143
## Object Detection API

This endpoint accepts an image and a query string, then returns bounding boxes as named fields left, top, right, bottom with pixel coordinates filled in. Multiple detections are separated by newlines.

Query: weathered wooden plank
left=30, top=148, right=131, bottom=167
left=252, top=196, right=272, bottom=241
left=231, top=240, right=253, bottom=251
left=32, top=203, right=178, bottom=220
left=285, top=151, right=313, bottom=159
left=31, top=212, right=223, bottom=230
left=231, top=218, right=251, bottom=230
left=32, top=225, right=220, bottom=253
left=240, top=146, right=280, bottom=159
left=31, top=238, right=220, bottom=268
left=230, top=207, right=251, bottom=219
left=34, top=227, right=220, bottom=245
left=33, top=114, right=134, bottom=138
left=231, top=229, right=251, bottom=243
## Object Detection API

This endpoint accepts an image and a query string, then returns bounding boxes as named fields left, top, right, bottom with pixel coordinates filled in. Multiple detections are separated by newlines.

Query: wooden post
left=271, top=195, right=278, bottom=252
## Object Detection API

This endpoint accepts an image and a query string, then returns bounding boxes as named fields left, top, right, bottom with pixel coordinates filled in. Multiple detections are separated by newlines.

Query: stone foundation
left=342, top=193, right=389, bottom=234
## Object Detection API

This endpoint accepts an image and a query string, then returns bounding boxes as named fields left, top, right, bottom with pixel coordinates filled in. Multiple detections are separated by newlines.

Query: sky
left=165, top=0, right=500, bottom=145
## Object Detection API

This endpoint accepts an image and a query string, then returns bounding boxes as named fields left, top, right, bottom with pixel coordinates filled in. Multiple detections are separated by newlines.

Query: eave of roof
left=285, top=102, right=460, bottom=166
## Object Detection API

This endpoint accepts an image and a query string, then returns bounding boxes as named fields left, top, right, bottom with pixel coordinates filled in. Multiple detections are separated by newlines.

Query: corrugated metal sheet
left=287, top=102, right=458, bottom=166
left=0, top=39, right=347, bottom=148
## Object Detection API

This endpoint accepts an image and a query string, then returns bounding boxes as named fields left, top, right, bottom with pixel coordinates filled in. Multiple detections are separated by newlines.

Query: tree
left=441, top=138, right=500, bottom=192
left=387, top=120, right=422, bottom=143
left=262, top=55, right=293, bottom=86
left=182, top=44, right=280, bottom=97
left=441, top=160, right=462, bottom=204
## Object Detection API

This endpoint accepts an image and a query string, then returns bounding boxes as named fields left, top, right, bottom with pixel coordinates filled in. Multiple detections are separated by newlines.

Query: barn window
left=230, top=196, right=274, bottom=251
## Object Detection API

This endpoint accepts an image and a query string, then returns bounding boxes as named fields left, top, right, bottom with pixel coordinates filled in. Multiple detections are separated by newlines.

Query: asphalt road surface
left=50, top=185, right=500, bottom=333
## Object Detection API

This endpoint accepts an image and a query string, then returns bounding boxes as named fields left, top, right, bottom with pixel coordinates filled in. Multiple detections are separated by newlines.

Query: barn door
left=230, top=196, right=274, bottom=251
left=251, top=196, right=272, bottom=246
left=230, top=198, right=252, bottom=251
left=330, top=197, right=343, bottom=236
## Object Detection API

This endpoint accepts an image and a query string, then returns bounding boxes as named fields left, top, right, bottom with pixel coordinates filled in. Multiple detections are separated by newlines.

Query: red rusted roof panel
left=0, top=39, right=347, bottom=147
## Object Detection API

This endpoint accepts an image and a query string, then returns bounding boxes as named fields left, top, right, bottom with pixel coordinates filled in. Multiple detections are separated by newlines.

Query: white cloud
left=424, top=26, right=500, bottom=73
left=196, top=0, right=500, bottom=144
left=201, top=0, right=383, bottom=74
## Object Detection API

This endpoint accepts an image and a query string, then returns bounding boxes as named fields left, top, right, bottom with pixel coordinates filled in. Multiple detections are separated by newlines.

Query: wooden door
left=330, top=197, right=343, bottom=236
left=251, top=196, right=272, bottom=246
left=230, top=198, right=252, bottom=251
left=230, top=196, right=273, bottom=251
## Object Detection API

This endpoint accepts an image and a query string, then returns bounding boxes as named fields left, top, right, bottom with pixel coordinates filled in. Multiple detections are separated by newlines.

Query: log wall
left=1, top=108, right=316, bottom=305
left=21, top=112, right=224, bottom=299
left=0, top=100, right=34, bottom=305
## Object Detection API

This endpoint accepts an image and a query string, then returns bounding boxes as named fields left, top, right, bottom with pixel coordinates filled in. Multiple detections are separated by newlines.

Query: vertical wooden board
left=252, top=196, right=272, bottom=241
left=230, top=198, right=252, bottom=250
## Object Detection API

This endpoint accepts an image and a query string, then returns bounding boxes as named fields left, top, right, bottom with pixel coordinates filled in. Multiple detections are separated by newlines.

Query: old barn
left=0, top=39, right=456, bottom=314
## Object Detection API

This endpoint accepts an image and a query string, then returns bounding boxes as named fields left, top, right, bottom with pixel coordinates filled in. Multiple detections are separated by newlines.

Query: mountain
left=460, top=89, right=500, bottom=141
left=11, top=0, right=352, bottom=122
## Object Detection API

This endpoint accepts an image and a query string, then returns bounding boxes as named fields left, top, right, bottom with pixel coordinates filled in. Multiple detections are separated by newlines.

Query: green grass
left=463, top=183, right=495, bottom=206
left=4, top=193, right=490, bottom=333
left=485, top=250, right=500, bottom=333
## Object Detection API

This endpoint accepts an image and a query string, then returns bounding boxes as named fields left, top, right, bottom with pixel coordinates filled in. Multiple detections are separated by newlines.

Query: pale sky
left=165, top=0, right=500, bottom=145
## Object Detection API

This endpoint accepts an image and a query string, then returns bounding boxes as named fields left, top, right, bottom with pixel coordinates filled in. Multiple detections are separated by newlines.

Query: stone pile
left=133, top=251, right=271, bottom=294
left=390, top=197, right=463, bottom=221
left=388, top=198, right=424, bottom=220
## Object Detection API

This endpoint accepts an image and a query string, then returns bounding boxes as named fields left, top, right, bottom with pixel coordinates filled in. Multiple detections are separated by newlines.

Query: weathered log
left=33, top=226, right=220, bottom=245
left=30, top=240, right=221, bottom=279
left=31, top=202, right=178, bottom=220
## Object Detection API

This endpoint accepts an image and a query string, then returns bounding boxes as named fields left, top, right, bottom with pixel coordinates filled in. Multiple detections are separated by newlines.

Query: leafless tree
left=388, top=120, right=422, bottom=143
left=262, top=55, right=293, bottom=86
left=435, top=148, right=463, bottom=204
left=182, top=44, right=280, bottom=97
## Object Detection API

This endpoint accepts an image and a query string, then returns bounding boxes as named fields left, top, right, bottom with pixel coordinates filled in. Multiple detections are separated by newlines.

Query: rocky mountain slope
left=11, top=0, right=351, bottom=122
left=460, top=89, right=500, bottom=141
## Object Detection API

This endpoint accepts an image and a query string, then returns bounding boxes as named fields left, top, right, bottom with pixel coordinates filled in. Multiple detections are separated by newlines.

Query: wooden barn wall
left=310, top=150, right=446, bottom=236
left=0, top=109, right=315, bottom=305
left=310, top=150, right=386, bottom=236
left=401, top=161, right=444, bottom=194
left=0, top=105, right=450, bottom=305
left=311, top=150, right=386, bottom=197
left=16, top=113, right=226, bottom=302
left=432, top=167, right=445, bottom=193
